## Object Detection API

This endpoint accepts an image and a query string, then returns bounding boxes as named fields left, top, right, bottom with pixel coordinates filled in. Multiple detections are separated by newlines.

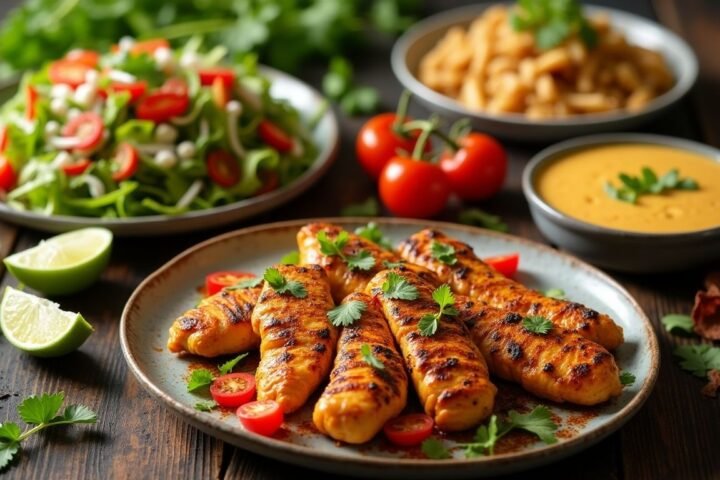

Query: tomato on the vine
left=379, top=156, right=450, bottom=219
left=439, top=133, right=507, bottom=201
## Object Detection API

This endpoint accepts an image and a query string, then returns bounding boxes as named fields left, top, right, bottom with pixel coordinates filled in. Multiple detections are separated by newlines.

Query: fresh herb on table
left=187, top=369, right=216, bottom=393
left=227, top=277, right=264, bottom=291
left=421, top=438, right=451, bottom=459
left=604, top=167, right=699, bottom=204
left=218, top=353, right=250, bottom=375
left=431, top=241, right=457, bottom=266
left=419, top=284, right=458, bottom=337
left=328, top=300, right=367, bottom=327
left=342, top=197, right=380, bottom=217
left=355, top=222, right=393, bottom=250
left=673, top=345, right=720, bottom=378
left=381, top=272, right=419, bottom=300
left=317, top=231, right=376, bottom=271
left=522, top=316, right=553, bottom=335
left=323, top=57, right=380, bottom=115
left=280, top=251, right=300, bottom=265
left=619, top=371, right=636, bottom=386
left=510, top=0, right=598, bottom=50
left=194, top=401, right=217, bottom=412
left=263, top=267, right=308, bottom=298
left=458, top=208, right=509, bottom=233
left=661, top=314, right=695, bottom=335
left=0, top=392, right=97, bottom=471
left=360, top=344, right=385, bottom=370
left=543, top=288, right=566, bottom=299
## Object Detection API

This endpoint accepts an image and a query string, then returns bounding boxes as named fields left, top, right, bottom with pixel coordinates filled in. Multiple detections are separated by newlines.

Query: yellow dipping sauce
left=536, top=144, right=720, bottom=233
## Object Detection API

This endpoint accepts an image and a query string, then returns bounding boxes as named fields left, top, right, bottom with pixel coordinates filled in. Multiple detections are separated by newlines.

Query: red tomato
left=0, top=156, right=16, bottom=190
left=206, top=150, right=240, bottom=188
left=49, top=60, right=93, bottom=88
left=136, top=91, right=189, bottom=122
left=61, top=158, right=92, bottom=176
left=199, top=67, right=235, bottom=87
left=439, top=133, right=507, bottom=201
left=211, top=76, right=231, bottom=108
left=255, top=170, right=279, bottom=196
left=130, top=38, right=169, bottom=56
left=356, top=113, right=432, bottom=179
left=379, top=157, right=450, bottom=218
left=0, top=125, right=8, bottom=153
left=205, top=271, right=255, bottom=296
left=109, top=81, right=147, bottom=103
left=483, top=253, right=519, bottom=277
left=161, top=78, right=189, bottom=97
left=111, top=143, right=139, bottom=181
left=65, top=49, right=100, bottom=67
left=62, top=112, right=104, bottom=152
left=383, top=414, right=434, bottom=447
left=25, top=85, right=38, bottom=120
left=237, top=400, right=284, bottom=437
left=258, top=120, right=293, bottom=153
left=210, top=373, right=256, bottom=408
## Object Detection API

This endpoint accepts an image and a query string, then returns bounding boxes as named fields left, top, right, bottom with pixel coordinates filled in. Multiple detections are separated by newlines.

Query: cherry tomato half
left=109, top=81, right=147, bottom=103
left=65, top=49, right=100, bottom=68
left=383, top=414, right=434, bottom=447
left=379, top=157, right=450, bottom=218
left=439, top=133, right=507, bottom=201
left=483, top=253, right=519, bottom=277
left=62, top=112, right=105, bottom=152
left=237, top=400, right=284, bottom=437
left=25, top=85, right=38, bottom=120
left=258, top=120, right=293, bottom=153
left=0, top=156, right=16, bottom=190
left=206, top=150, right=240, bottom=188
left=356, top=113, right=432, bottom=180
left=199, top=67, right=236, bottom=88
left=211, top=76, right=231, bottom=108
left=205, top=271, right=255, bottom=296
left=136, top=91, right=189, bottom=122
left=210, top=373, right=256, bottom=408
left=49, top=60, right=93, bottom=88
left=111, top=143, right=139, bottom=181
left=0, top=125, right=8, bottom=153
left=61, top=158, right=92, bottom=176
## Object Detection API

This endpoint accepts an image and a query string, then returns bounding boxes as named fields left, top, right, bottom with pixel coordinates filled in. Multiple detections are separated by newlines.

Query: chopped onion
left=176, top=179, right=203, bottom=209
left=49, top=136, right=81, bottom=150
left=83, top=175, right=106, bottom=198
left=108, top=69, right=137, bottom=84
left=135, top=144, right=176, bottom=154
left=225, top=101, right=245, bottom=158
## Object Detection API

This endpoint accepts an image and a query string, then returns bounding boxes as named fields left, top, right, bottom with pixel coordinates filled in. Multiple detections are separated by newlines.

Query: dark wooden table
left=1, top=0, right=718, bottom=479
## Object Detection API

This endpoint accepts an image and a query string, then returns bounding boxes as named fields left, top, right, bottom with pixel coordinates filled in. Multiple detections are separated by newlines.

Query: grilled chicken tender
left=398, top=229, right=624, bottom=350
left=458, top=297, right=623, bottom=405
left=313, top=292, right=408, bottom=444
left=167, top=287, right=260, bottom=357
left=251, top=264, right=337, bottom=413
left=366, top=269, right=496, bottom=431
left=297, top=222, right=438, bottom=302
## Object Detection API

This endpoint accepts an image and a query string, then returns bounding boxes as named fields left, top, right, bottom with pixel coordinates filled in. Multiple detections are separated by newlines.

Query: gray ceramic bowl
left=522, top=133, right=720, bottom=272
left=391, top=3, right=698, bottom=142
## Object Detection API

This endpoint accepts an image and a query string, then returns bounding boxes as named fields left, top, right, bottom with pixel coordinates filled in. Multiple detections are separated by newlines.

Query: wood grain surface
left=0, top=0, right=718, bottom=479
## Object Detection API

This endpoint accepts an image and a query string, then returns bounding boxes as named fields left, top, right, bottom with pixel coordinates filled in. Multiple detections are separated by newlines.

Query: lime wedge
left=3, top=227, right=112, bottom=296
left=0, top=286, right=93, bottom=357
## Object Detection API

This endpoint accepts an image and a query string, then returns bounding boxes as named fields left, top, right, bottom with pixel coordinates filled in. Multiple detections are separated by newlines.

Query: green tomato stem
left=392, top=90, right=412, bottom=136
left=410, top=117, right=437, bottom=160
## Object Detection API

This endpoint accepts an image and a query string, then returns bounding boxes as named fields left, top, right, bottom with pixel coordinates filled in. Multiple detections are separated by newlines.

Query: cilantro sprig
left=280, top=250, right=300, bottom=265
left=511, top=0, right=598, bottom=50
left=422, top=438, right=452, bottom=459
left=431, top=241, right=457, bottom=265
left=661, top=314, right=695, bottom=335
left=187, top=353, right=249, bottom=393
left=522, top=316, right=553, bottom=335
left=604, top=167, right=699, bottom=204
left=542, top=288, right=566, bottom=299
left=360, top=344, right=385, bottom=370
left=619, top=371, right=636, bottom=386
left=226, top=276, right=263, bottom=291
left=355, top=222, right=393, bottom=250
left=418, top=284, right=458, bottom=336
left=264, top=267, right=307, bottom=298
left=0, top=392, right=97, bottom=471
left=673, top=345, right=720, bottom=378
left=317, top=230, right=376, bottom=271
left=328, top=300, right=367, bottom=327
left=458, top=208, right=508, bottom=232
left=381, top=272, right=419, bottom=300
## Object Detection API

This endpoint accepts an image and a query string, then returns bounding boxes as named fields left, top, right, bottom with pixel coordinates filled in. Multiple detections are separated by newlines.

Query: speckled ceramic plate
left=120, top=218, right=659, bottom=478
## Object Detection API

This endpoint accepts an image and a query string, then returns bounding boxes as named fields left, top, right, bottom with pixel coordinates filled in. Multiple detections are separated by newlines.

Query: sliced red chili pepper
left=258, top=120, right=293, bottom=153
left=206, top=150, right=240, bottom=188
left=199, top=67, right=236, bottom=88
left=0, top=125, right=8, bottom=153
left=61, top=158, right=92, bottom=176
left=0, top=155, right=16, bottom=190
left=112, top=143, right=139, bottom=181
left=136, top=91, right=189, bottom=122
left=25, top=86, right=38, bottom=120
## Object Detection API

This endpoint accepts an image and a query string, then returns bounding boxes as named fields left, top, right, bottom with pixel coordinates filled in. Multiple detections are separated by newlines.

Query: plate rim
left=119, top=217, right=660, bottom=473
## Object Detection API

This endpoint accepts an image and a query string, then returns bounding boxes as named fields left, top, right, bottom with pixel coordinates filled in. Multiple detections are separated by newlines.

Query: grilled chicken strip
left=167, top=287, right=260, bottom=357
left=297, top=222, right=438, bottom=302
left=366, top=269, right=496, bottom=431
left=313, top=292, right=408, bottom=444
left=398, top=229, right=624, bottom=350
left=251, top=264, right=337, bottom=413
left=458, top=297, right=622, bottom=405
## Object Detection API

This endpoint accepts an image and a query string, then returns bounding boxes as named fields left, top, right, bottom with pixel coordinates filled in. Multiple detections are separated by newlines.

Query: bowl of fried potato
left=391, top=2, right=697, bottom=141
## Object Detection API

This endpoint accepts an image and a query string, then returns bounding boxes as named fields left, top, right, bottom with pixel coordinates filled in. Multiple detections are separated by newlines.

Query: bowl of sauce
left=523, top=134, right=720, bottom=272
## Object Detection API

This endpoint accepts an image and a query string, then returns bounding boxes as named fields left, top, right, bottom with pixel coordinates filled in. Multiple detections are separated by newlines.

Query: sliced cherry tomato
left=136, top=91, right=189, bottom=122
left=383, top=414, right=434, bottom=447
left=206, top=150, right=240, bottom=187
left=62, top=112, right=104, bottom=152
left=439, top=133, right=507, bottom=201
left=258, top=120, right=293, bottom=153
left=237, top=400, right=284, bottom=437
left=211, top=76, right=231, bottom=108
left=49, top=60, right=93, bottom=88
left=0, top=125, right=8, bottom=153
left=483, top=253, right=519, bottom=277
left=379, top=156, right=450, bottom=218
left=205, top=271, right=255, bottom=296
left=65, top=49, right=100, bottom=67
left=161, top=78, right=189, bottom=97
left=25, top=85, right=38, bottom=120
left=356, top=113, right=432, bottom=180
left=109, top=81, right=147, bottom=103
left=210, top=373, right=256, bottom=408
left=0, top=156, right=16, bottom=190
left=61, top=158, right=92, bottom=176
left=199, top=67, right=236, bottom=87
left=111, top=143, right=139, bottom=181
left=255, top=170, right=279, bottom=196
left=130, top=38, right=169, bottom=56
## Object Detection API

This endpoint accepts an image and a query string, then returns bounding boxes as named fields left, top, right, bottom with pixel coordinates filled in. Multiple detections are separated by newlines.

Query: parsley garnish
left=328, top=300, right=367, bottom=327
left=187, top=369, right=215, bottom=393
left=418, top=284, right=458, bottom=336
left=619, top=371, right=635, bottom=386
left=194, top=401, right=217, bottom=412
left=226, top=276, right=263, bottom=291
left=317, top=230, right=376, bottom=271
left=0, top=392, right=97, bottom=471
left=431, top=241, right=457, bottom=265
left=355, top=222, right=393, bottom=250
left=421, top=438, right=451, bottom=459
left=381, top=272, right=419, bottom=300
left=543, top=288, right=566, bottom=299
left=673, top=345, right=720, bottom=377
left=511, top=0, right=597, bottom=50
left=218, top=353, right=249, bottom=375
left=661, top=314, right=695, bottom=335
left=605, top=167, right=699, bottom=204
left=263, top=267, right=307, bottom=298
left=383, top=260, right=405, bottom=269
left=522, top=316, right=553, bottom=335
left=458, top=208, right=508, bottom=232
left=280, top=250, right=300, bottom=265
left=360, top=343, right=385, bottom=370
left=341, top=197, right=380, bottom=217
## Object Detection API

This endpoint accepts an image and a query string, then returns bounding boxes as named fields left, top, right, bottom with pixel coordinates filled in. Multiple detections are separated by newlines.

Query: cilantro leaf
left=661, top=314, right=695, bottom=335
left=317, top=230, right=375, bottom=271
left=543, top=288, right=566, bottom=299
left=187, top=369, right=215, bottom=393
left=507, top=406, right=558, bottom=444
left=18, top=392, right=64, bottom=425
left=463, top=415, right=500, bottom=457
left=511, top=0, right=597, bottom=49
left=59, top=405, right=97, bottom=424
left=341, top=197, right=380, bottom=217
left=226, top=277, right=263, bottom=291
left=0, top=441, right=19, bottom=470
left=419, top=285, right=457, bottom=337
left=674, top=345, right=720, bottom=377
left=263, top=267, right=307, bottom=298
left=218, top=353, right=249, bottom=375
left=381, top=272, right=419, bottom=300
left=347, top=250, right=376, bottom=271
left=280, top=251, right=300, bottom=265
left=458, top=208, right=508, bottom=232
left=328, top=300, right=367, bottom=327
left=619, top=371, right=636, bottom=386
left=605, top=167, right=700, bottom=204
left=194, top=401, right=217, bottom=412
left=418, top=314, right=440, bottom=337
left=355, top=222, right=392, bottom=250
left=431, top=241, right=457, bottom=265
left=0, top=423, right=21, bottom=443
left=421, top=438, right=451, bottom=459
left=522, top=316, right=553, bottom=335
left=360, top=344, right=385, bottom=370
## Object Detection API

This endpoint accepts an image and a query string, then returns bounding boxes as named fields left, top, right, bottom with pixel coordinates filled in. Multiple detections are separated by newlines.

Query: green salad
left=0, top=36, right=318, bottom=218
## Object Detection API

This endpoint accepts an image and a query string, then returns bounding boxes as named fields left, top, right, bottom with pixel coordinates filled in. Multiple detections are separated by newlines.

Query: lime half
left=3, top=227, right=113, bottom=296
left=0, top=286, right=93, bottom=357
